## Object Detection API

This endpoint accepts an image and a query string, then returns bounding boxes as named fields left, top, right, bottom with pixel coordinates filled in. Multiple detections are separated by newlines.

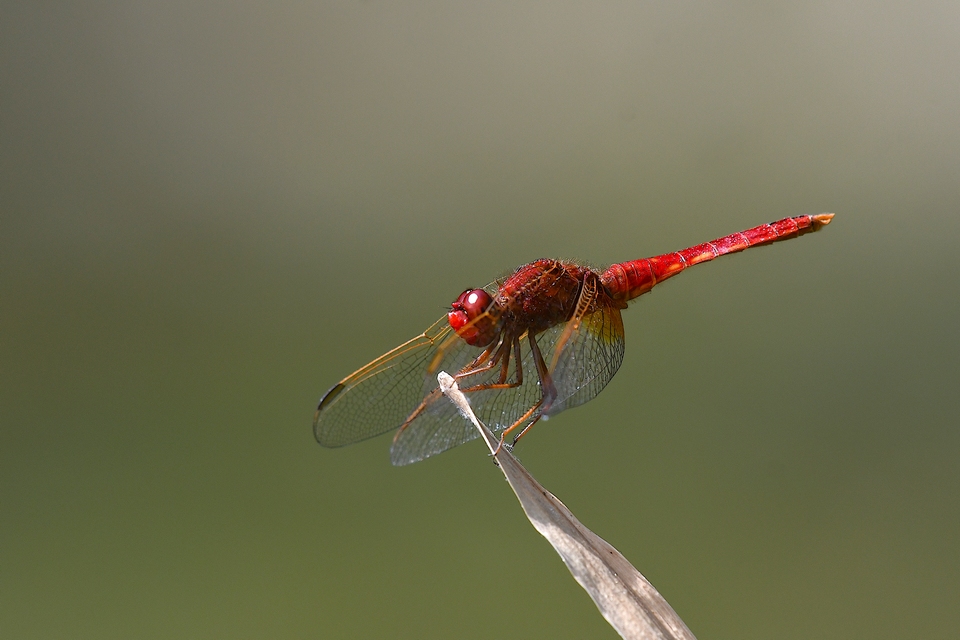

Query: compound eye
left=448, top=289, right=497, bottom=347
left=457, top=289, right=492, bottom=320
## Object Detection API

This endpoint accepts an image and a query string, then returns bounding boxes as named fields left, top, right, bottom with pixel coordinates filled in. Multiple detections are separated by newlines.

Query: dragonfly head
left=448, top=289, right=499, bottom=347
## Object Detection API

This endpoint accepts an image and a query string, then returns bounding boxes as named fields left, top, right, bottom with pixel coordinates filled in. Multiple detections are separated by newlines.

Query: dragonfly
left=315, top=213, right=834, bottom=465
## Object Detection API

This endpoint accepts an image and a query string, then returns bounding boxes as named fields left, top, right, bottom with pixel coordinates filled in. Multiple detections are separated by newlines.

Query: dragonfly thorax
left=497, top=259, right=590, bottom=334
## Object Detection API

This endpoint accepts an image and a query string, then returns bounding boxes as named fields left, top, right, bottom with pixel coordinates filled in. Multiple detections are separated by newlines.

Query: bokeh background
left=3, top=2, right=959, bottom=638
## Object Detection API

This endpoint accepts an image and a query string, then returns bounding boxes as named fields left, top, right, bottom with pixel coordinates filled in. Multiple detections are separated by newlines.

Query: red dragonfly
left=315, top=214, right=834, bottom=465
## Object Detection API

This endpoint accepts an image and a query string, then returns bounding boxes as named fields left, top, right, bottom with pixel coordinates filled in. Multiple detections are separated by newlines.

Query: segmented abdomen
left=600, top=214, right=834, bottom=302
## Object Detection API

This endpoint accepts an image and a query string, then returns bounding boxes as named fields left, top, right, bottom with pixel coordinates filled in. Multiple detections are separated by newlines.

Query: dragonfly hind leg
left=492, top=331, right=555, bottom=454
left=492, top=399, right=543, bottom=456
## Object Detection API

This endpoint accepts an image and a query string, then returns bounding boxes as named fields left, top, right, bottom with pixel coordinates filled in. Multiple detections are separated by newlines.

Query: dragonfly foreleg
left=453, top=334, right=510, bottom=384
left=457, top=335, right=524, bottom=393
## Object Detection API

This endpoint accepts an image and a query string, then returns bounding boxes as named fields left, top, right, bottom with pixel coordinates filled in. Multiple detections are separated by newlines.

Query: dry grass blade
left=438, top=372, right=696, bottom=640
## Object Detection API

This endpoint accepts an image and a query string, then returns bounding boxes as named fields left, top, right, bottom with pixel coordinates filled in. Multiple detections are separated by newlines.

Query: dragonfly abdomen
left=600, top=214, right=834, bottom=302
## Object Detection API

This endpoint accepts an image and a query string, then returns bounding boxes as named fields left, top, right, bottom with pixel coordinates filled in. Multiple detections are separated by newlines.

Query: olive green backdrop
left=3, top=2, right=958, bottom=638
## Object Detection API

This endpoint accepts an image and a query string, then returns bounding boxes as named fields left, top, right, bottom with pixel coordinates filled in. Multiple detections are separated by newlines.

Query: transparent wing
left=313, top=317, right=468, bottom=447
left=545, top=302, right=625, bottom=416
left=314, top=281, right=500, bottom=450
left=389, top=329, right=552, bottom=465
left=390, top=300, right=626, bottom=466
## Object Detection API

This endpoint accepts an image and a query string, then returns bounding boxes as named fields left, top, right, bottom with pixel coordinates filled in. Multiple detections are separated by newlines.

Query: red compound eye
left=448, top=289, right=497, bottom=347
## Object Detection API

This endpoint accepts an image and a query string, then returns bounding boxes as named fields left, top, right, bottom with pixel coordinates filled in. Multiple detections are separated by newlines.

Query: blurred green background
left=3, top=2, right=959, bottom=638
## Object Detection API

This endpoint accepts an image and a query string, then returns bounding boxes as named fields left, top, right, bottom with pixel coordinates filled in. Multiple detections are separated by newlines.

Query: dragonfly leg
left=394, top=335, right=518, bottom=447
left=510, top=413, right=543, bottom=446
left=493, top=335, right=518, bottom=384
left=528, top=331, right=557, bottom=410
left=394, top=335, right=518, bottom=448
left=493, top=397, right=543, bottom=455
left=492, top=332, right=555, bottom=453
left=453, top=338, right=506, bottom=381
left=457, top=335, right=524, bottom=393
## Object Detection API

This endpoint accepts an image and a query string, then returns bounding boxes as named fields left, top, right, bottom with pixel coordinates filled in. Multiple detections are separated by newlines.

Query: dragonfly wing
left=388, top=387, right=479, bottom=466
left=540, top=302, right=625, bottom=417
left=390, top=331, right=548, bottom=465
left=317, top=280, right=512, bottom=462
left=314, top=317, right=475, bottom=447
